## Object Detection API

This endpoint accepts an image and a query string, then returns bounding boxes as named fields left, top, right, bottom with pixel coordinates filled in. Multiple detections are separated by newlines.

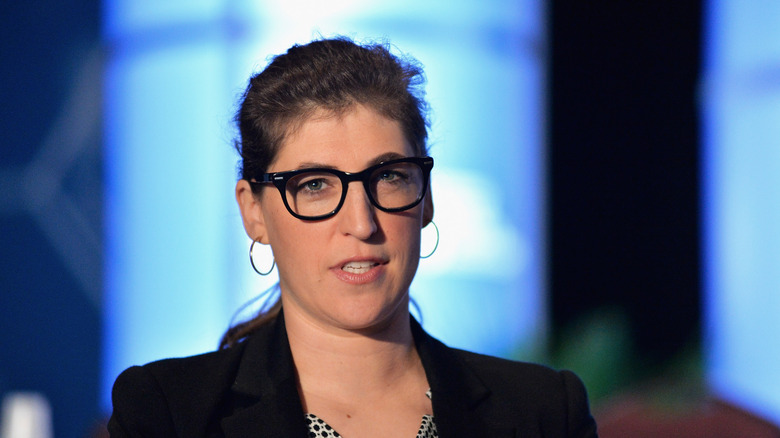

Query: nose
left=337, top=181, right=377, bottom=239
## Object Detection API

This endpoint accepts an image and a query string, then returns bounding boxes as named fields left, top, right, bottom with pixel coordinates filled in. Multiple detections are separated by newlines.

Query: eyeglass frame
left=248, top=156, right=434, bottom=221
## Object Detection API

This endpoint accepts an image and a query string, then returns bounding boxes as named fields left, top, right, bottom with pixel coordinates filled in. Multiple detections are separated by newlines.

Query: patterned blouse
left=304, top=390, right=438, bottom=437
left=304, top=414, right=437, bottom=438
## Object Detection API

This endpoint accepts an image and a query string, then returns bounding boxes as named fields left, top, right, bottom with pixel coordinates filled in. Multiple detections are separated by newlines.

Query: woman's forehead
left=271, top=106, right=414, bottom=171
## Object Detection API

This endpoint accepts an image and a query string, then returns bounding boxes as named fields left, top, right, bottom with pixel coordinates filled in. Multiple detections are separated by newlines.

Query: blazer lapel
left=412, top=318, right=518, bottom=438
left=221, top=387, right=307, bottom=438
left=220, top=314, right=517, bottom=437
left=221, top=314, right=309, bottom=438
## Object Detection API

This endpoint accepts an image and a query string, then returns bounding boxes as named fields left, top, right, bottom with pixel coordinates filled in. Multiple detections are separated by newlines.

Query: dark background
left=0, top=1, right=702, bottom=436
left=547, top=1, right=702, bottom=381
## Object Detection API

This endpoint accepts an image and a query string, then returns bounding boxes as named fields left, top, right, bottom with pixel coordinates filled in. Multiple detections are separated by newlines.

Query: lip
left=330, top=256, right=387, bottom=285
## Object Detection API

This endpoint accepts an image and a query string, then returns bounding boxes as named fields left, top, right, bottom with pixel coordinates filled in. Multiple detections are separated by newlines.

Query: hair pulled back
left=235, top=37, right=430, bottom=183
left=222, top=37, right=430, bottom=349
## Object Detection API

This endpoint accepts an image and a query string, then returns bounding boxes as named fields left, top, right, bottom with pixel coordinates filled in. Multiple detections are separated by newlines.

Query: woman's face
left=238, top=105, right=432, bottom=334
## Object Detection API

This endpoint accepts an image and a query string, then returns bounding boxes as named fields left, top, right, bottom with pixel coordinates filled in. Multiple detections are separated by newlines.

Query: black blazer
left=108, top=314, right=598, bottom=437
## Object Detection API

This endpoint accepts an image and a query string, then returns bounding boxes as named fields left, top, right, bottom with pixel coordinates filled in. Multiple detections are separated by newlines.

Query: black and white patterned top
left=304, top=390, right=438, bottom=437
left=304, top=413, right=438, bottom=438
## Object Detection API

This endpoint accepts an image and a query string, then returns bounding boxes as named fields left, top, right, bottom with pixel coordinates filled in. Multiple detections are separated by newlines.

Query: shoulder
left=451, top=348, right=597, bottom=437
left=454, top=348, right=582, bottom=395
left=108, top=343, right=247, bottom=437
left=136, top=343, right=245, bottom=392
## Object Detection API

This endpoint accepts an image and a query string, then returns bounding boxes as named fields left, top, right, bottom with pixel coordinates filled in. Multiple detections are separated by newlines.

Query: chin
left=328, top=299, right=408, bottom=333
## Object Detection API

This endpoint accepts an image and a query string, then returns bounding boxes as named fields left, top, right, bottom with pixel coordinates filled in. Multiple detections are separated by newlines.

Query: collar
left=221, top=312, right=308, bottom=438
left=411, top=318, right=516, bottom=437
left=221, top=312, right=512, bottom=437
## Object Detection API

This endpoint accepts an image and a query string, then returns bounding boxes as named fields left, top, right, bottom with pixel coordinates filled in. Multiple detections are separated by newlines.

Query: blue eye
left=293, top=175, right=326, bottom=191
left=290, top=173, right=340, bottom=197
left=304, top=179, right=324, bottom=191
left=379, top=171, right=400, bottom=181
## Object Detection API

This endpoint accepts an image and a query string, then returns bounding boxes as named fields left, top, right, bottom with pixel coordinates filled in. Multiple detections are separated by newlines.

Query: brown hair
left=220, top=37, right=431, bottom=349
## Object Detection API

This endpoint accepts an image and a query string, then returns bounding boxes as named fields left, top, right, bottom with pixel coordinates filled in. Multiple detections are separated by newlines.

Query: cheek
left=391, top=220, right=423, bottom=290
left=385, top=214, right=423, bottom=257
left=264, top=207, right=313, bottom=268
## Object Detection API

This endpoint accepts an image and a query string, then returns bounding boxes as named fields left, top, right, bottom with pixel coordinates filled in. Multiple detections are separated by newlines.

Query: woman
left=108, top=37, right=598, bottom=438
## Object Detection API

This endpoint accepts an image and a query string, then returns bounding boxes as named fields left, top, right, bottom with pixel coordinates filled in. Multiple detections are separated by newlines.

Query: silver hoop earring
left=420, top=221, right=439, bottom=259
left=249, top=239, right=275, bottom=276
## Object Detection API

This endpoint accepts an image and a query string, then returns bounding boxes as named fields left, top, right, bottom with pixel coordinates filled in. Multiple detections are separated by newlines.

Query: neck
left=283, top=305, right=423, bottom=404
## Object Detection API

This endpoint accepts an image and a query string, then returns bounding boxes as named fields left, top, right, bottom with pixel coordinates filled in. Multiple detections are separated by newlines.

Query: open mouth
left=341, top=261, right=380, bottom=274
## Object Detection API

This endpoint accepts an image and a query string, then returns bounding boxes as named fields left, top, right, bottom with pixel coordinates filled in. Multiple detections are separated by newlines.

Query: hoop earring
left=249, top=239, right=275, bottom=276
left=420, top=221, right=439, bottom=259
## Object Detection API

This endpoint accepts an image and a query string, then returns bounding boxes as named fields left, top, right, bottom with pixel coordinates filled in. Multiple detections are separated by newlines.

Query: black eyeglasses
left=249, top=156, right=433, bottom=220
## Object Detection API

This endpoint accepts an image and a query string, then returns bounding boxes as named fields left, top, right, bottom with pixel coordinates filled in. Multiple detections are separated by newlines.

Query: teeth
left=342, top=261, right=377, bottom=273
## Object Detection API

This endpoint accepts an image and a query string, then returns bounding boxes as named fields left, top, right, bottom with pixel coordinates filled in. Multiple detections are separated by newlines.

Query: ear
left=236, top=179, right=270, bottom=244
left=422, top=186, right=434, bottom=227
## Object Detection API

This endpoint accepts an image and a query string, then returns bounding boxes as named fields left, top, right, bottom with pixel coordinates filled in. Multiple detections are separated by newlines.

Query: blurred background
left=2, top=0, right=779, bottom=436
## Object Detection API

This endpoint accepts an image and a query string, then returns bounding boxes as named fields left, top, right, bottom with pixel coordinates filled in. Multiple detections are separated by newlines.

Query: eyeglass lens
left=284, top=161, right=425, bottom=218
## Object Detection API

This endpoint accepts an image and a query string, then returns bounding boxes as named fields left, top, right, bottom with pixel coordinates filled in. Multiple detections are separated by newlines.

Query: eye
left=296, top=177, right=328, bottom=192
left=379, top=170, right=401, bottom=181
left=374, top=166, right=413, bottom=187
left=305, top=179, right=324, bottom=190
left=289, top=172, right=340, bottom=198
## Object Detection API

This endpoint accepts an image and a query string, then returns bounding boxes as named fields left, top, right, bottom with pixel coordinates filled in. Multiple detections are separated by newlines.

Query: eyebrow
left=294, top=152, right=409, bottom=171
